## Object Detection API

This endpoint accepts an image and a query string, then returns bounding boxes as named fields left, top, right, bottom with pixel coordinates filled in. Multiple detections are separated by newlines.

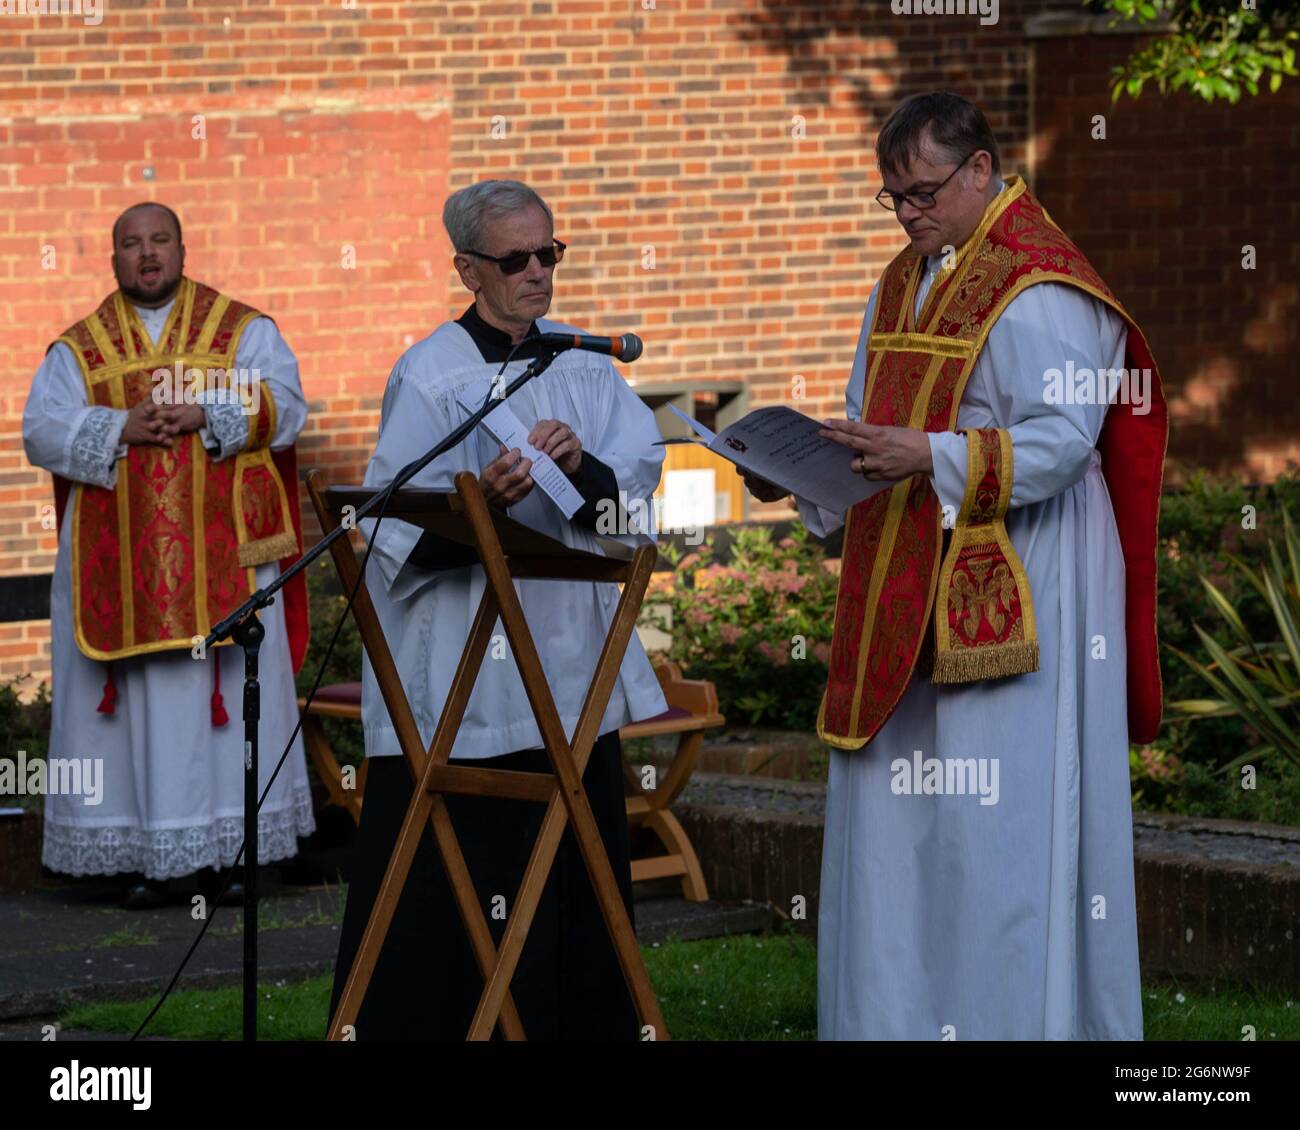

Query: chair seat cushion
left=629, top=704, right=692, bottom=725
left=313, top=682, right=363, bottom=707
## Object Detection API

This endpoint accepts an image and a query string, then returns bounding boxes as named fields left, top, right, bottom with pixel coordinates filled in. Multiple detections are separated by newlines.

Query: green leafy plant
left=1129, top=743, right=1186, bottom=809
left=1155, top=469, right=1300, bottom=771
left=0, top=676, right=51, bottom=812
left=1095, top=0, right=1299, bottom=102
left=644, top=525, right=840, bottom=730
left=1167, top=507, right=1300, bottom=774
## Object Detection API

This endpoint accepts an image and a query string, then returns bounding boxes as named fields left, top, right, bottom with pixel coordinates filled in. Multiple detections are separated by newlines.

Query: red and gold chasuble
left=49, top=277, right=309, bottom=708
left=820, top=177, right=1167, bottom=749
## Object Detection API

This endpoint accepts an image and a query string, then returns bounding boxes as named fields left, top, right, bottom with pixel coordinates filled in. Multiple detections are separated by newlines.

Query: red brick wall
left=1029, top=28, right=1300, bottom=480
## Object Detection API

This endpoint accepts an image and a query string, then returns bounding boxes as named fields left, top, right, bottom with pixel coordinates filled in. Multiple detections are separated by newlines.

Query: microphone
left=532, top=331, right=643, bottom=362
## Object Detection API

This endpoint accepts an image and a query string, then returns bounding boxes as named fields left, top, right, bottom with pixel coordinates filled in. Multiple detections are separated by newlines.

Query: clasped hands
left=478, top=418, right=581, bottom=508
left=121, top=401, right=206, bottom=447
left=741, top=420, right=934, bottom=503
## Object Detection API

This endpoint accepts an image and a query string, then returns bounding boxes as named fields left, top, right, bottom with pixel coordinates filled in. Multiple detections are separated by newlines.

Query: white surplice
left=803, top=186, right=1144, bottom=1039
left=22, top=296, right=316, bottom=880
left=358, top=317, right=667, bottom=762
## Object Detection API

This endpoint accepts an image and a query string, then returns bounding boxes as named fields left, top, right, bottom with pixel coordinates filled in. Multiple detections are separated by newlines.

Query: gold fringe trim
left=931, top=639, right=1039, bottom=684
left=238, top=529, right=299, bottom=567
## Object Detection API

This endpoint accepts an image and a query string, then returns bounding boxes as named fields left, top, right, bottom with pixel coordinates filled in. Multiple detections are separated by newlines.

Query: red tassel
left=97, top=663, right=116, bottom=715
left=210, top=653, right=229, bottom=727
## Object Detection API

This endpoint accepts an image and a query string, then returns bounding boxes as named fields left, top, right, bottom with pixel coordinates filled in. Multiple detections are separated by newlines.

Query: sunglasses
left=464, top=239, right=566, bottom=276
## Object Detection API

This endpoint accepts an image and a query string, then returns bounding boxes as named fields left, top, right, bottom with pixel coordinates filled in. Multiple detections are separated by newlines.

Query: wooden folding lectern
left=308, top=469, right=669, bottom=1041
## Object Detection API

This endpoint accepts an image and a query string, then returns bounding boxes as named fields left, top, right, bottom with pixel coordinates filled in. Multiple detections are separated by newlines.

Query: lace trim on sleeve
left=68, top=407, right=126, bottom=489
left=203, top=401, right=250, bottom=459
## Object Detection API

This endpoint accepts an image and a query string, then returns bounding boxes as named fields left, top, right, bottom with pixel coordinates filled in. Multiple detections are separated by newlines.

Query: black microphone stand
left=203, top=344, right=565, bottom=1042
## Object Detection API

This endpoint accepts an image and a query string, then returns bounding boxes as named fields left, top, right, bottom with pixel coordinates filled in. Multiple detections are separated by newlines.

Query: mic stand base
left=230, top=611, right=265, bottom=1043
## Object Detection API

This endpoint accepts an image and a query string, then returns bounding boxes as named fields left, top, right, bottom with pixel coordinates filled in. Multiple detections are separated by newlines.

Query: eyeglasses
left=464, top=239, right=566, bottom=275
left=875, top=152, right=974, bottom=212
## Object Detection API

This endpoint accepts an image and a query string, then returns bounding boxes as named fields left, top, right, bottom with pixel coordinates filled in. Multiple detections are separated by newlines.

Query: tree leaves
left=1104, top=0, right=1298, bottom=101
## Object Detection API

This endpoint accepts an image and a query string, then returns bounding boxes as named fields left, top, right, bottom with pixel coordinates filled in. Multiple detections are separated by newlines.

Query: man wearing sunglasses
left=330, top=179, right=666, bottom=1040
left=745, top=91, right=1168, bottom=1040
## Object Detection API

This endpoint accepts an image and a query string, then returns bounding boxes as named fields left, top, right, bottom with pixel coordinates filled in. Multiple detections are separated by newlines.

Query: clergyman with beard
left=21, top=202, right=315, bottom=909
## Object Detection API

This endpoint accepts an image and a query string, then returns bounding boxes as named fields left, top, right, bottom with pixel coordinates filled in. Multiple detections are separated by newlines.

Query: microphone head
left=618, top=333, right=644, bottom=363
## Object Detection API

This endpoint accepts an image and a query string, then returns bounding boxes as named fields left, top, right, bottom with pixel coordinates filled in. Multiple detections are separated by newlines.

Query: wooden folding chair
left=307, top=470, right=668, bottom=1041
left=621, top=661, right=723, bottom=901
left=300, top=689, right=368, bottom=824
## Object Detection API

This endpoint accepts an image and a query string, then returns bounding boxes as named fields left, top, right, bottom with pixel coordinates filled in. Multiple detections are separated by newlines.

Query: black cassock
left=327, top=731, right=638, bottom=1041
left=329, top=304, right=638, bottom=1041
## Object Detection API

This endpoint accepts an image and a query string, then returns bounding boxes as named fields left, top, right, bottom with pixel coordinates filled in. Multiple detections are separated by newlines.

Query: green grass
left=1142, top=978, right=1299, bottom=1040
left=646, top=931, right=816, bottom=1040
left=86, top=923, right=159, bottom=949
left=59, top=932, right=815, bottom=1041
left=63, top=977, right=330, bottom=1042
left=208, top=893, right=346, bottom=939
left=57, top=931, right=1298, bottom=1041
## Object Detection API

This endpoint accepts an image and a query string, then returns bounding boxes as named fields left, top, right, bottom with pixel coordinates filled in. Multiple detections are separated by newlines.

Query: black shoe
left=121, top=875, right=168, bottom=911
left=198, top=866, right=247, bottom=908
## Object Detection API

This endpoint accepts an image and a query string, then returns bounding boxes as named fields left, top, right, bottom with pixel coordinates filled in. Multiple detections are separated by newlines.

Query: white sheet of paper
left=711, top=406, right=887, bottom=515
left=459, top=395, right=585, bottom=521
left=667, top=402, right=888, bottom=516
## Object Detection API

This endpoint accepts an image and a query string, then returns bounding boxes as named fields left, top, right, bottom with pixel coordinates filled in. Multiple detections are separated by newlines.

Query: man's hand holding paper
left=479, top=444, right=535, bottom=507
left=459, top=394, right=586, bottom=519
left=741, top=472, right=789, bottom=503
left=819, top=418, right=934, bottom=480
left=528, top=417, right=582, bottom=474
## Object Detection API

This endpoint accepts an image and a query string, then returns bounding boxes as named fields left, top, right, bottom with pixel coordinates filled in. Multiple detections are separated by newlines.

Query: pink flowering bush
left=644, top=525, right=840, bottom=728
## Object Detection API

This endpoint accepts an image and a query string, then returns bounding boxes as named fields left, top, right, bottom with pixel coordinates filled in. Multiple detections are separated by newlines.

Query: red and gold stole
left=819, top=176, right=1167, bottom=750
left=50, top=277, right=307, bottom=667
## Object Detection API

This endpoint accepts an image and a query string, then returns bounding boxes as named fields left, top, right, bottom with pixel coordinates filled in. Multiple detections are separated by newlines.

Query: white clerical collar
left=131, top=294, right=176, bottom=343
left=925, top=176, right=1007, bottom=273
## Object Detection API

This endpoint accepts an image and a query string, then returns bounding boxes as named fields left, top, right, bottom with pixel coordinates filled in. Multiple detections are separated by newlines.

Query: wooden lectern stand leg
left=310, top=474, right=527, bottom=1041
left=310, top=470, right=669, bottom=1041
left=457, top=475, right=666, bottom=1041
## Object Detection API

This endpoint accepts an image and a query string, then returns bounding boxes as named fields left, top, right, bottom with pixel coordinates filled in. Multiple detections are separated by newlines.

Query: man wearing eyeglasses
left=746, top=91, right=1168, bottom=1040
left=329, top=179, right=667, bottom=1040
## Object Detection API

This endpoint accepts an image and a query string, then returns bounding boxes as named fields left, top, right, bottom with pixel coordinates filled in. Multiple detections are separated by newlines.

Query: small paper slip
left=458, top=394, right=585, bottom=520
